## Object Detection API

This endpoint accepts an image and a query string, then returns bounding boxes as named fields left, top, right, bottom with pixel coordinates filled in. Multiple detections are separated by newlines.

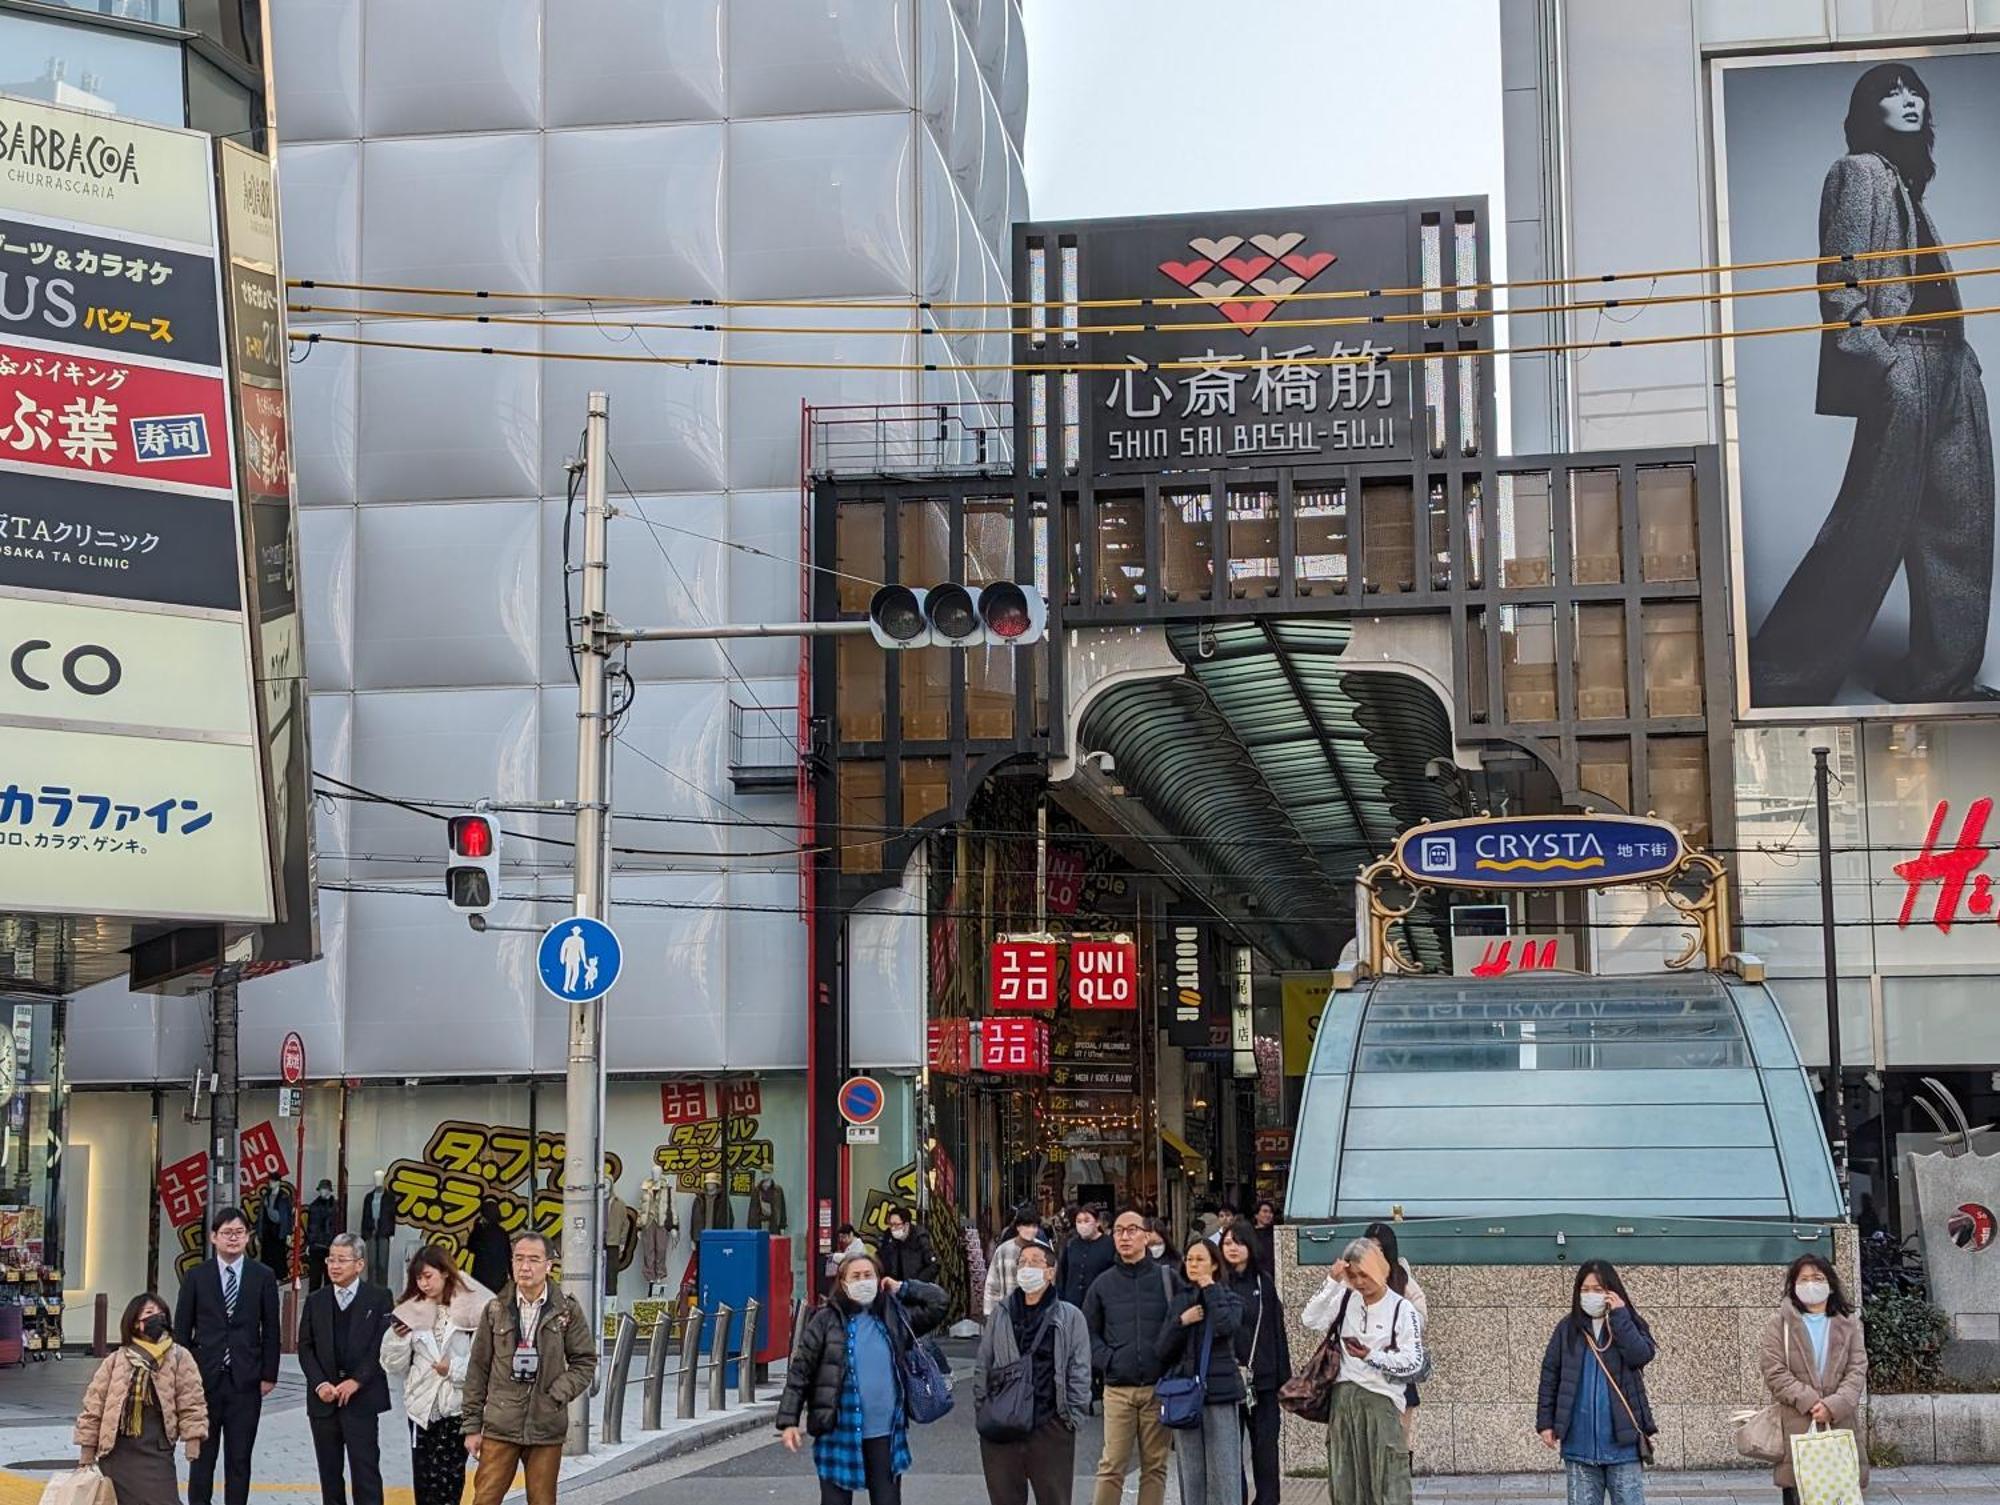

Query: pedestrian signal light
left=446, top=812, right=500, bottom=914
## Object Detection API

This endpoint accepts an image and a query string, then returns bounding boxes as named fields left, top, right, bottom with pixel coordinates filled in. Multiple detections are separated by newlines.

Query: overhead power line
left=285, top=233, right=2000, bottom=313
left=287, top=300, right=2000, bottom=377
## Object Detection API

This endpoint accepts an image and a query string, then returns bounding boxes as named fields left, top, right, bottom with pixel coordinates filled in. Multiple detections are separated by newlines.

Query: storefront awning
left=1160, top=1126, right=1204, bottom=1166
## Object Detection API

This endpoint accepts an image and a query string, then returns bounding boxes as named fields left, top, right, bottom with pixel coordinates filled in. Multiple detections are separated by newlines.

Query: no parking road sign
left=537, top=915, right=623, bottom=1003
left=838, top=1075, right=885, bottom=1127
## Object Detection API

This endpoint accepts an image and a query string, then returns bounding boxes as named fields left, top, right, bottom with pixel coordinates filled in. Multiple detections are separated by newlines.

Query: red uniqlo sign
left=0, top=341, right=233, bottom=497
left=990, top=939, right=1058, bottom=1012
left=927, top=1017, right=971, bottom=1076
left=1045, top=849, right=1085, bottom=915
left=1071, top=939, right=1139, bottom=1010
left=981, top=1016, right=1050, bottom=1074
left=660, top=1081, right=709, bottom=1125
left=158, top=1150, right=208, bottom=1229
left=237, top=1120, right=288, bottom=1192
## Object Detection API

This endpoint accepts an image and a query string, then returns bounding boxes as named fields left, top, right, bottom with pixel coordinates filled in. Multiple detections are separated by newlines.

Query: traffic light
left=445, top=811, right=500, bottom=915
left=866, top=582, right=1046, bottom=648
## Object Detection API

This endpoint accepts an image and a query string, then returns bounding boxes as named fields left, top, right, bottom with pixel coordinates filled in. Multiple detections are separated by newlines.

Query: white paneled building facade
left=64, top=0, right=1021, bottom=1332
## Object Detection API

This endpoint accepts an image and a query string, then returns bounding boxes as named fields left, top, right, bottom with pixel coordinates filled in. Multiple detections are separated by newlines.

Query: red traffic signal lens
left=450, top=815, right=495, bottom=859
left=980, top=582, right=1031, bottom=639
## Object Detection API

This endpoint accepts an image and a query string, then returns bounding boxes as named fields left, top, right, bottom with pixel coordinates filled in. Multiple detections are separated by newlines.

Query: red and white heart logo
left=1156, top=230, right=1338, bottom=333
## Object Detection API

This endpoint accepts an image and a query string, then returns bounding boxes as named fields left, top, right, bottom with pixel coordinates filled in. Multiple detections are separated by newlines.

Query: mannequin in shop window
left=636, top=1171, right=678, bottom=1289
left=689, top=1171, right=733, bottom=1237
left=361, top=1170, right=396, bottom=1279
left=601, top=1183, right=638, bottom=1298
left=747, top=1176, right=787, bottom=1235
left=306, top=1179, right=339, bottom=1291
left=259, top=1184, right=296, bottom=1281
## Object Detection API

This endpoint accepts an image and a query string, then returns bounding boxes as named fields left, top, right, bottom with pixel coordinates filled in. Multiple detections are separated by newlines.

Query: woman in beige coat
left=1757, top=1255, right=1867, bottom=1503
left=76, top=1293, right=209, bottom=1505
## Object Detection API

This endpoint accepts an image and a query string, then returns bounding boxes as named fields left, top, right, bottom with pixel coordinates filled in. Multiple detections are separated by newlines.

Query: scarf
left=392, top=1275, right=495, bottom=1342
left=123, top=1339, right=170, bottom=1437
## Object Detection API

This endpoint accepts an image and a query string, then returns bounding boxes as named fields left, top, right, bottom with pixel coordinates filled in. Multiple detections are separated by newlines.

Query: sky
left=1020, top=0, right=1507, bottom=225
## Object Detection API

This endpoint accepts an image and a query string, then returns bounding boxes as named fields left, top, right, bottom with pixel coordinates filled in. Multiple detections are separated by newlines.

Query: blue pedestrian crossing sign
left=537, top=915, right=622, bottom=1003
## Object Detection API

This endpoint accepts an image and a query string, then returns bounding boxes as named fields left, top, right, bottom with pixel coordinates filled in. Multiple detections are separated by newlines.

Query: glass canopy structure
left=1287, top=971, right=1844, bottom=1223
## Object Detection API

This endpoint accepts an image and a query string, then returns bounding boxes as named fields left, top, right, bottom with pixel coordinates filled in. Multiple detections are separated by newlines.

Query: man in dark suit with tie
left=298, top=1233, right=393, bottom=1505
left=176, top=1205, right=281, bottom=1505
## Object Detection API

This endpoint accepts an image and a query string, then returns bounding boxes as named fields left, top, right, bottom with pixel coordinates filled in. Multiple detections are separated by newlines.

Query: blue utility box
left=697, top=1228, right=772, bottom=1385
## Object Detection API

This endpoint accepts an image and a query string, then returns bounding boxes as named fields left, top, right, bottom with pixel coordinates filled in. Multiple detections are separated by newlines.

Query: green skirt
left=1326, top=1381, right=1411, bottom=1505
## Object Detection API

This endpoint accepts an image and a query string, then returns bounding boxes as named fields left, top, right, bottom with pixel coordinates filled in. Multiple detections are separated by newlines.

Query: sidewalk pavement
left=1382, top=1465, right=2000, bottom=1502
left=0, top=1350, right=783, bottom=1505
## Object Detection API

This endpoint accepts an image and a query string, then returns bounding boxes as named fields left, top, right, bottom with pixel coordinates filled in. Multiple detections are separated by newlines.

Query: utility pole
left=1812, top=746, right=1850, bottom=1211
left=209, top=965, right=241, bottom=1231
left=564, top=392, right=612, bottom=1456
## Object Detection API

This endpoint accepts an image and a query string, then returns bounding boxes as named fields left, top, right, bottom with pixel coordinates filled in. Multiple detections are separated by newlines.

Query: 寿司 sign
left=1392, top=814, right=1687, bottom=890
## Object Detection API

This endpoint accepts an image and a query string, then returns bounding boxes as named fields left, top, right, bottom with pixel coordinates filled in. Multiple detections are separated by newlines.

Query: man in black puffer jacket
left=1081, top=1205, right=1183, bottom=1505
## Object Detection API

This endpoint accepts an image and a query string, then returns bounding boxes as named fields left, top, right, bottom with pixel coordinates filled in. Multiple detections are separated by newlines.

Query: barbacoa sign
left=1393, top=814, right=1686, bottom=889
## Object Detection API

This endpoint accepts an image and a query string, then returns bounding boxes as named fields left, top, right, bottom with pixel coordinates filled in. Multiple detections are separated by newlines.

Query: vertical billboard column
left=0, top=98, right=272, bottom=924
left=216, top=140, right=316, bottom=967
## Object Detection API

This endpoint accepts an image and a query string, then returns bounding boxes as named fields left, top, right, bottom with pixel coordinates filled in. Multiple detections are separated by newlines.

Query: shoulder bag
left=1238, top=1278, right=1263, bottom=1397
left=1732, top=1318, right=1790, bottom=1464
left=973, top=1303, right=1048, bottom=1442
left=1276, top=1288, right=1349, bottom=1425
left=888, top=1291, right=953, bottom=1424
left=1155, top=1303, right=1213, bottom=1430
left=1586, top=1325, right=1657, bottom=1467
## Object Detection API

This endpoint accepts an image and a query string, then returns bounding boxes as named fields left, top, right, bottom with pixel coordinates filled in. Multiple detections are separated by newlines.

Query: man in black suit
left=176, top=1205, right=281, bottom=1505
left=298, top=1233, right=393, bottom=1505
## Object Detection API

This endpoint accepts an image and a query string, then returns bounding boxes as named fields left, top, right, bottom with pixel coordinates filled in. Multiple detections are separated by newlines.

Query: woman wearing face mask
left=973, top=1240, right=1091, bottom=1504
left=76, top=1294, right=210, bottom=1505
left=1145, top=1219, right=1178, bottom=1267
left=877, top=1207, right=939, bottom=1287
left=1219, top=1225, right=1290, bottom=1505
left=1535, top=1261, right=1657, bottom=1505
left=778, top=1251, right=949, bottom=1504
left=1759, top=1256, right=1867, bottom=1505
left=1155, top=1238, right=1244, bottom=1505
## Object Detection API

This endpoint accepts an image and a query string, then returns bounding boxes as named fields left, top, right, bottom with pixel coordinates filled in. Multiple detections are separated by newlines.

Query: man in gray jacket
left=974, top=1241, right=1091, bottom=1504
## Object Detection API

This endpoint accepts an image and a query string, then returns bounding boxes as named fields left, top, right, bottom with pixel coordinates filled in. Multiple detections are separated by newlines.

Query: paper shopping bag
left=1790, top=1423, right=1863, bottom=1505
left=39, top=1467, right=115, bottom=1505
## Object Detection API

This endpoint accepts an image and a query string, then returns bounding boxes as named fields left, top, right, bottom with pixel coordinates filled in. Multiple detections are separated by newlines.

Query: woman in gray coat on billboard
left=1749, top=60, right=1995, bottom=708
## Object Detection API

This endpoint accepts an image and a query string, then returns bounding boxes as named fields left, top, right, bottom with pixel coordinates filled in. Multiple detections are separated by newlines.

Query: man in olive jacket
left=461, top=1231, right=597, bottom=1505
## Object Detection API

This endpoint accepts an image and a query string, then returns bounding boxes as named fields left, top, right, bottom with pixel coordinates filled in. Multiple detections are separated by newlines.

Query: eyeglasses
left=1113, top=1222, right=1146, bottom=1235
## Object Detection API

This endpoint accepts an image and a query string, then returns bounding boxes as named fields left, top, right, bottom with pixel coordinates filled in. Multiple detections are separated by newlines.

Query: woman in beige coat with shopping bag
left=1756, top=1256, right=1867, bottom=1504
left=74, top=1293, right=210, bottom=1505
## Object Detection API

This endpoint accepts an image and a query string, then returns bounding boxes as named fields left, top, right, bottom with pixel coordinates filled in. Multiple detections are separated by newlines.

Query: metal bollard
left=707, top=1303, right=733, bottom=1414
left=600, top=1313, right=637, bottom=1445
left=737, top=1299, right=759, bottom=1405
left=676, top=1306, right=704, bottom=1421
left=641, top=1308, right=675, bottom=1431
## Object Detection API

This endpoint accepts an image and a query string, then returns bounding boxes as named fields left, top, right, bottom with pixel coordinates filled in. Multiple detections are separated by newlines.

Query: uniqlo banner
left=0, top=339, right=232, bottom=496
left=158, top=1150, right=208, bottom=1229
left=927, top=1017, right=971, bottom=1076
left=981, top=1016, right=1050, bottom=1074
left=1071, top=938, right=1139, bottom=1010
left=990, top=938, right=1058, bottom=1012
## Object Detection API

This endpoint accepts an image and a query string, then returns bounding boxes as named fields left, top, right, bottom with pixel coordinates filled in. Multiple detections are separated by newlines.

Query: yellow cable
left=288, top=301, right=2000, bottom=374
left=286, top=262, right=2000, bottom=343
left=285, top=235, right=2000, bottom=314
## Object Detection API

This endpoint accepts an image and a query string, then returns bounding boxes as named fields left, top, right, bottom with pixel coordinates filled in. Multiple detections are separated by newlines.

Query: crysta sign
left=1391, top=814, right=1687, bottom=890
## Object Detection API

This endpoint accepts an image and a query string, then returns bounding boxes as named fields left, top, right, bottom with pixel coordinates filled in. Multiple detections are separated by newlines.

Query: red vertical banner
left=1071, top=938, right=1139, bottom=1010
left=159, top=1150, right=208, bottom=1229
left=990, top=939, right=1058, bottom=1012
left=926, top=1018, right=970, bottom=1076
left=237, top=1121, right=288, bottom=1192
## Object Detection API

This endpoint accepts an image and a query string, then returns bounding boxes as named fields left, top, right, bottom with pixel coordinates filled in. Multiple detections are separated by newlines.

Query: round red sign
left=280, top=1032, right=305, bottom=1085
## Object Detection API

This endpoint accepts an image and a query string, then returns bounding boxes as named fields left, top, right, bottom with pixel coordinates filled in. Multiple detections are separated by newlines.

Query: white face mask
left=1795, top=1280, right=1832, bottom=1308
left=1076, top=1220, right=1097, bottom=1239
left=1579, top=1291, right=1608, bottom=1319
left=1148, top=1244, right=1166, bottom=1260
left=1017, top=1266, right=1048, bottom=1295
left=845, top=1278, right=879, bottom=1307
left=890, top=1226, right=909, bottom=1241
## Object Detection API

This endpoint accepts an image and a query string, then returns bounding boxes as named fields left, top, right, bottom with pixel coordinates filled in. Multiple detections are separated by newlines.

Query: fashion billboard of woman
left=1748, top=62, right=1996, bottom=707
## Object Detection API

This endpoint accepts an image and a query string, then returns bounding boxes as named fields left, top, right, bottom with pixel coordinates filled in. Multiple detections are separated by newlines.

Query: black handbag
left=888, top=1294, right=953, bottom=1424
left=975, top=1303, right=1050, bottom=1443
